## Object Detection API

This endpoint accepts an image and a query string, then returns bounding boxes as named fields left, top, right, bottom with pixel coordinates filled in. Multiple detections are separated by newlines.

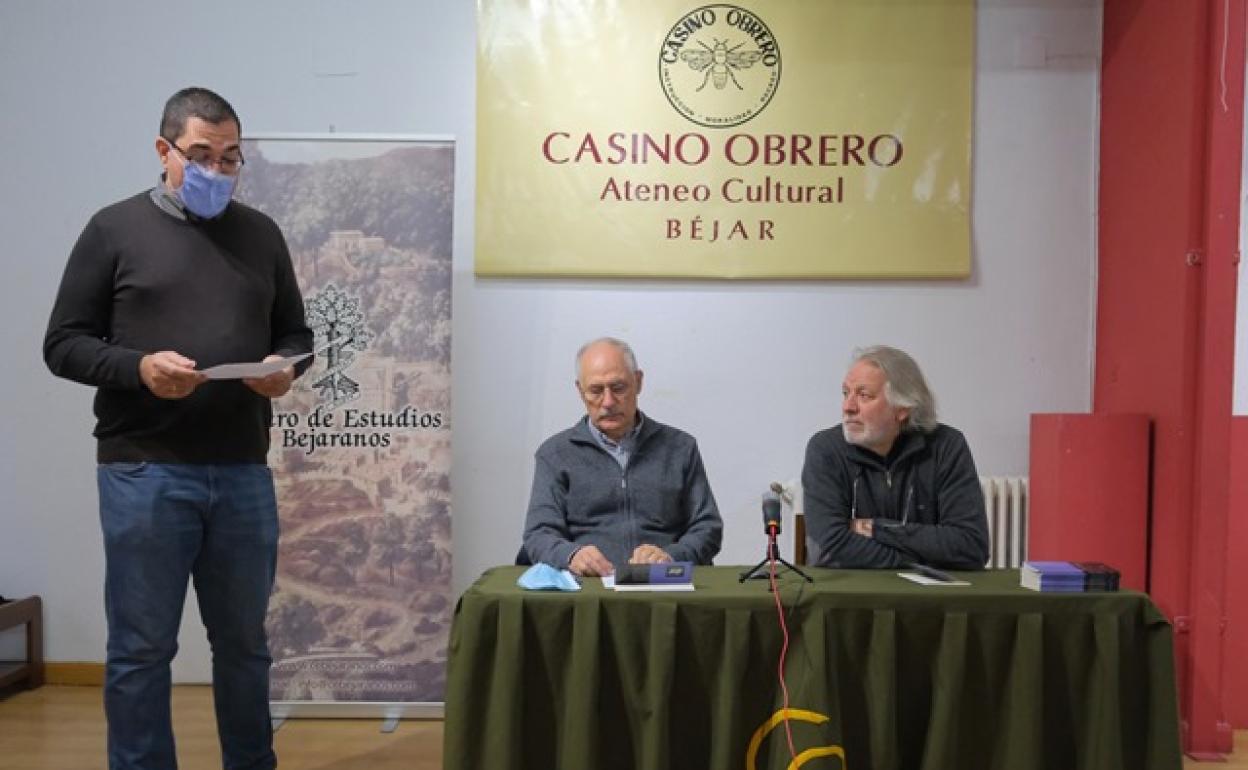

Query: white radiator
left=980, top=476, right=1029, bottom=568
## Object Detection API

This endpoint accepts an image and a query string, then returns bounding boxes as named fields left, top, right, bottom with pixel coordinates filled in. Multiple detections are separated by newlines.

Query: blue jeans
left=98, top=463, right=279, bottom=770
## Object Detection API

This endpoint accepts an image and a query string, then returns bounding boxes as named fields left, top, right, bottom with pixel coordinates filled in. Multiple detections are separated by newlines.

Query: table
left=0, top=596, right=44, bottom=691
left=444, top=567, right=1180, bottom=770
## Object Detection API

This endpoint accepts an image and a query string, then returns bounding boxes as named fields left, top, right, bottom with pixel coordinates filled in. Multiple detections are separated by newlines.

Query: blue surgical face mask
left=178, top=161, right=236, bottom=219
left=517, top=563, right=581, bottom=591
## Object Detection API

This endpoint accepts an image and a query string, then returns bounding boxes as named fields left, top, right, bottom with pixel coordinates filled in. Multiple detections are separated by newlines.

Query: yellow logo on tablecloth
left=746, top=708, right=846, bottom=770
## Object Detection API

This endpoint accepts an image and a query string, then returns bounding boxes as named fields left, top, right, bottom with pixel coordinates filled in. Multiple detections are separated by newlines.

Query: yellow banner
left=476, top=0, right=973, bottom=278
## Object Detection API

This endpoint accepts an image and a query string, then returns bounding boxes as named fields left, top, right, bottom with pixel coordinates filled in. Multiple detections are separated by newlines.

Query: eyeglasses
left=580, top=382, right=631, bottom=402
left=166, top=141, right=245, bottom=175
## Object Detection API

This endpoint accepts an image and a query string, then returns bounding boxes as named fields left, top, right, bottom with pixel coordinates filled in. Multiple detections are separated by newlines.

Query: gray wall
left=0, top=0, right=1103, bottom=677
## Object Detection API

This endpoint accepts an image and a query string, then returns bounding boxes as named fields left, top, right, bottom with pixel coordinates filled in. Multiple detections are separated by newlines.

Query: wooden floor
left=1, top=685, right=1245, bottom=769
left=0, top=685, right=442, bottom=769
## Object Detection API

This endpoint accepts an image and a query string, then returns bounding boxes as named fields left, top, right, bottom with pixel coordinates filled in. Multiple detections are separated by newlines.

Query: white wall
left=0, top=0, right=1102, bottom=674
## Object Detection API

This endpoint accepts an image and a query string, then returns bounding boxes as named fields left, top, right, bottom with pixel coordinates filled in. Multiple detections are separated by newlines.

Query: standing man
left=522, top=338, right=723, bottom=576
left=801, top=346, right=989, bottom=570
left=44, top=87, right=311, bottom=770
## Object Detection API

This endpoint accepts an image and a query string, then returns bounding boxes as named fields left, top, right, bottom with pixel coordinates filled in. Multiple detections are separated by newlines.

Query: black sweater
left=44, top=192, right=312, bottom=463
left=801, top=424, right=991, bottom=570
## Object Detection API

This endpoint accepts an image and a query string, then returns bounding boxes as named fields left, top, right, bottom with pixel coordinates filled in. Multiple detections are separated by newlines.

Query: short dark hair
left=159, top=87, right=241, bottom=142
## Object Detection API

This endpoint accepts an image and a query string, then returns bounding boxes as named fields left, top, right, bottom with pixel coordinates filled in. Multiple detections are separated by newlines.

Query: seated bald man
left=521, top=338, right=723, bottom=576
left=802, top=345, right=990, bottom=570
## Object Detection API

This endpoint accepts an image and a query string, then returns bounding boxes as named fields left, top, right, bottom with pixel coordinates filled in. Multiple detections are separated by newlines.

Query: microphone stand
left=739, top=528, right=813, bottom=583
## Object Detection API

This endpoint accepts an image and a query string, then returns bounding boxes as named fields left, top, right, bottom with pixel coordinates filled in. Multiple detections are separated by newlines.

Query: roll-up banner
left=238, top=136, right=454, bottom=714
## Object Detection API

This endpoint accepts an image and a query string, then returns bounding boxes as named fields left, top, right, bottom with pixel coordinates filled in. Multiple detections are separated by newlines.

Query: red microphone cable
left=767, top=526, right=798, bottom=761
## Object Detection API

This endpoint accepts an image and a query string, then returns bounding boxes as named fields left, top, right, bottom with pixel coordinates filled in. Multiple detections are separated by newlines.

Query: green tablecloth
left=444, top=566, right=1180, bottom=770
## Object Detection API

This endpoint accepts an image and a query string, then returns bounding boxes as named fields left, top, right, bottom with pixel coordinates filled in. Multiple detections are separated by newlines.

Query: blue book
left=1021, top=561, right=1086, bottom=592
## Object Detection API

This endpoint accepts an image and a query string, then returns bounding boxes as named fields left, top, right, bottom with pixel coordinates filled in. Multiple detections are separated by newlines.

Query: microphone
left=740, top=488, right=812, bottom=583
left=762, top=490, right=782, bottom=535
left=769, top=480, right=794, bottom=505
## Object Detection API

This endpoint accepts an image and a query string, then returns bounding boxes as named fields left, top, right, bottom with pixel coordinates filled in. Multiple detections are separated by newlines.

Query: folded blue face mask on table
left=517, top=563, right=581, bottom=591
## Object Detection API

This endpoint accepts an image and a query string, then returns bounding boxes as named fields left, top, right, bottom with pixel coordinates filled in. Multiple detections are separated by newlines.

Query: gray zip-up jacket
left=801, top=424, right=990, bottom=570
left=522, top=413, right=723, bottom=568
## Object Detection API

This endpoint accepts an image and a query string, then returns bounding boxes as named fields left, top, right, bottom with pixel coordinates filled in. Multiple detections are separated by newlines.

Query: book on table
left=1072, top=561, right=1121, bottom=591
left=1021, top=560, right=1120, bottom=592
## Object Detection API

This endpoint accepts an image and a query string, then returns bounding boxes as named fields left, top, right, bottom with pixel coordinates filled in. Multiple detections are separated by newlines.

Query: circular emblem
left=659, top=5, right=782, bottom=128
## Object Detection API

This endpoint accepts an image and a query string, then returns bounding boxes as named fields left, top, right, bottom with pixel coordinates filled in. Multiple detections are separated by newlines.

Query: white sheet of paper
left=200, top=351, right=313, bottom=380
left=600, top=575, right=694, bottom=591
left=613, top=582, right=695, bottom=592
left=898, top=572, right=971, bottom=586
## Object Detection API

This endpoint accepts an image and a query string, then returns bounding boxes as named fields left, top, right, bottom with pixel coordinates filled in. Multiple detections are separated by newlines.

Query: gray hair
left=853, top=345, right=938, bottom=432
left=575, top=337, right=638, bottom=378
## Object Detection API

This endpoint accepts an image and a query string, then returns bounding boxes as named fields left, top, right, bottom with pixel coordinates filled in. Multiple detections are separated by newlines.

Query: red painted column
left=1096, top=0, right=1244, bottom=756
left=1228, top=418, right=1248, bottom=728
left=1185, top=0, right=1245, bottom=753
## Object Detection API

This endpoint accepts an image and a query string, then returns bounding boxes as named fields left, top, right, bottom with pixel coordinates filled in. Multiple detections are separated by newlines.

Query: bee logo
left=660, top=5, right=781, bottom=128
left=681, top=38, right=763, bottom=91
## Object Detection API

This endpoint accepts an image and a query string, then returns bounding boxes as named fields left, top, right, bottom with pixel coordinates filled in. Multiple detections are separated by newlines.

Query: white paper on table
left=613, top=582, right=695, bottom=592
left=200, top=351, right=314, bottom=380
left=897, top=572, right=971, bottom=586
left=600, top=575, right=695, bottom=591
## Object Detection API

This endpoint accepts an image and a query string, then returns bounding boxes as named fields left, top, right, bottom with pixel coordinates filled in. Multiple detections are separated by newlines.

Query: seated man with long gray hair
left=522, top=337, right=723, bottom=576
left=801, top=346, right=990, bottom=570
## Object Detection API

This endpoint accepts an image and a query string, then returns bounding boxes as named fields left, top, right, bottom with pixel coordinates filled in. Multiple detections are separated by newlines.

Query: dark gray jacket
left=801, top=424, right=990, bottom=570
left=522, top=414, right=723, bottom=568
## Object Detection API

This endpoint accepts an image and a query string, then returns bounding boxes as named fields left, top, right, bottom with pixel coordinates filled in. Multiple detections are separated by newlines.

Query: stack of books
left=1020, top=561, right=1120, bottom=592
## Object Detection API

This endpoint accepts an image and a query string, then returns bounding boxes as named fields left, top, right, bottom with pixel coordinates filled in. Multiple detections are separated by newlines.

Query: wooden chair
left=0, top=595, right=43, bottom=690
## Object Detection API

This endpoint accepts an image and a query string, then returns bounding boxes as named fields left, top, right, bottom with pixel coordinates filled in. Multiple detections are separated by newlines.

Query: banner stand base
left=269, top=700, right=444, bottom=731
